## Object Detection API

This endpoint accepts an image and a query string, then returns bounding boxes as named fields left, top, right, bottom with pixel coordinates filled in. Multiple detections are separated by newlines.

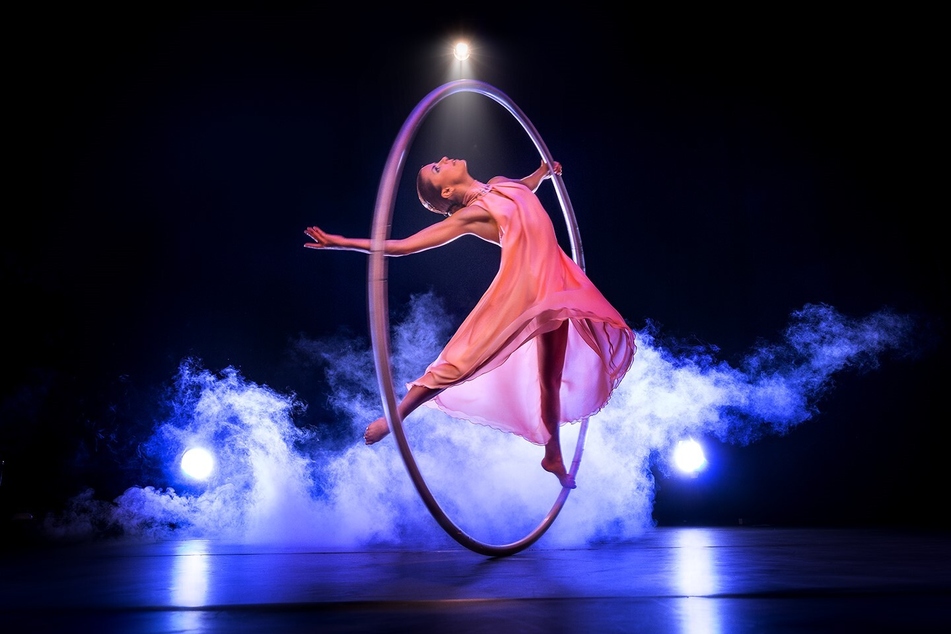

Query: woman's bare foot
left=541, top=457, right=577, bottom=489
left=364, top=417, right=390, bottom=445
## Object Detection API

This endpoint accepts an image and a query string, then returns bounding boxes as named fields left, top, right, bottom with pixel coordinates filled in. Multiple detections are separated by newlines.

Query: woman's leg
left=364, top=383, right=442, bottom=445
left=538, top=321, right=575, bottom=488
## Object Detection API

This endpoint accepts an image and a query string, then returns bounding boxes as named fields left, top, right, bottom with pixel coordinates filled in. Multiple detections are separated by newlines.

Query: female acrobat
left=305, top=158, right=635, bottom=488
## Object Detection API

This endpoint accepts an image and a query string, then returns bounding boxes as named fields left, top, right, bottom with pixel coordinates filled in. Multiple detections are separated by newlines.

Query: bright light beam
left=673, top=439, right=708, bottom=474
left=181, top=447, right=215, bottom=480
left=453, top=41, right=470, bottom=61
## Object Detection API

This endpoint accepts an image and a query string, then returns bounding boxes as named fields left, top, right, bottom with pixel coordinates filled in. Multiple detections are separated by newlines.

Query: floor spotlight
left=673, top=439, right=708, bottom=475
left=180, top=447, right=215, bottom=481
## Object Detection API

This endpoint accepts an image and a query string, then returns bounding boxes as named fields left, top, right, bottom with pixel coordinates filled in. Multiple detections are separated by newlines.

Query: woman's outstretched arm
left=304, top=205, right=499, bottom=256
left=488, top=159, right=563, bottom=192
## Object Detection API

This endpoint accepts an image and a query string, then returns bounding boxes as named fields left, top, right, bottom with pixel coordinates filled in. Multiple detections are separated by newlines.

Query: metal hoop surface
left=369, top=79, right=588, bottom=557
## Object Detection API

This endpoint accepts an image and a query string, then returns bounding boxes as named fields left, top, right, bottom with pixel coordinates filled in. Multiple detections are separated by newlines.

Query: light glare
left=674, top=439, right=707, bottom=474
left=453, top=42, right=470, bottom=61
left=181, top=447, right=215, bottom=480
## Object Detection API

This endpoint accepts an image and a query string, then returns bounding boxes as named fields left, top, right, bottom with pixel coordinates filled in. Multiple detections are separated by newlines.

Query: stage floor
left=2, top=527, right=949, bottom=633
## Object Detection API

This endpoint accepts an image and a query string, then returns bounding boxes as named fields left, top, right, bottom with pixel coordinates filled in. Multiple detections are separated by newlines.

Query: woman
left=305, top=157, right=635, bottom=488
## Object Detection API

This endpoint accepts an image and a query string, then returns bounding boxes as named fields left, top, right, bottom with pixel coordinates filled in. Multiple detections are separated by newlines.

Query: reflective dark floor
left=2, top=527, right=949, bottom=633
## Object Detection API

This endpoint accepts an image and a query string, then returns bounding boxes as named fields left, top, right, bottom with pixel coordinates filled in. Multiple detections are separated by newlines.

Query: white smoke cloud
left=44, top=293, right=915, bottom=550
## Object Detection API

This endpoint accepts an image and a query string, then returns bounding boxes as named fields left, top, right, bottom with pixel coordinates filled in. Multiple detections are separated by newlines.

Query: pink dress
left=410, top=179, right=636, bottom=445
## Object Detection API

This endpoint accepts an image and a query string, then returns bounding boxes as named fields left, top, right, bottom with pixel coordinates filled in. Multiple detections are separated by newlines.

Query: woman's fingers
left=304, top=227, right=325, bottom=247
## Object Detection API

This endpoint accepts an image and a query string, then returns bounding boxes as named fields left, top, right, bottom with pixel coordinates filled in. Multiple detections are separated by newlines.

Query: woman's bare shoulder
left=450, top=205, right=499, bottom=242
left=453, top=204, right=493, bottom=222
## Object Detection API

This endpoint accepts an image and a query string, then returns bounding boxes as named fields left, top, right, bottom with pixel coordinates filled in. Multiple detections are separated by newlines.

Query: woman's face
left=423, top=157, right=467, bottom=191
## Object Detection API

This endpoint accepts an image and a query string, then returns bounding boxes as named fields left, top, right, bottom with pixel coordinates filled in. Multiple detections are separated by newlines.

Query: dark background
left=4, top=6, right=945, bottom=534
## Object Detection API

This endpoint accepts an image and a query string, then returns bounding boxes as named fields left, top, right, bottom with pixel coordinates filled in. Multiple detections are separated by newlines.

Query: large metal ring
left=368, top=79, right=588, bottom=557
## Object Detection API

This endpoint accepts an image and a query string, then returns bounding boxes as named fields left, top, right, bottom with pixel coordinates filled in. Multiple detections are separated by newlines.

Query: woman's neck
left=448, top=176, right=475, bottom=204
left=462, top=179, right=492, bottom=207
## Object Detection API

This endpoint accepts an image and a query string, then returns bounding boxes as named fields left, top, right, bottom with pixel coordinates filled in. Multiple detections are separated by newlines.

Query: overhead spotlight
left=673, top=438, right=708, bottom=475
left=453, top=41, right=470, bottom=61
left=180, top=447, right=215, bottom=481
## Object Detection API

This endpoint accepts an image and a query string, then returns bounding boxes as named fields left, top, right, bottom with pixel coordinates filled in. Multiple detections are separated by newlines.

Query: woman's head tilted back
left=416, top=157, right=470, bottom=216
left=416, top=166, right=451, bottom=215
